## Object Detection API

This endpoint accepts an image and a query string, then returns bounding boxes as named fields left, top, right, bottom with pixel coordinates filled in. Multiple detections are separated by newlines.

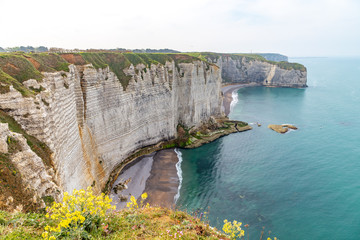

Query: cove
left=176, top=57, right=360, bottom=239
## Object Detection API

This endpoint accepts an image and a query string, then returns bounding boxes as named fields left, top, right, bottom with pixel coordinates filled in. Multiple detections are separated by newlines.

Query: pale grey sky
left=1, top=0, right=360, bottom=57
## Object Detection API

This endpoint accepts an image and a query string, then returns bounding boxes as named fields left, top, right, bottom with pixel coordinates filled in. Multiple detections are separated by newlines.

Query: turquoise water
left=176, top=57, right=360, bottom=239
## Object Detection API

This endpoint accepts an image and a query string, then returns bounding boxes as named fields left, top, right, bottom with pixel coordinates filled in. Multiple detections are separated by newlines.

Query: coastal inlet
left=109, top=84, right=253, bottom=209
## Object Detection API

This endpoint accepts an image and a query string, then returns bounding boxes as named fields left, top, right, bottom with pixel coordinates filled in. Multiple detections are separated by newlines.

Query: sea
left=175, top=57, right=360, bottom=239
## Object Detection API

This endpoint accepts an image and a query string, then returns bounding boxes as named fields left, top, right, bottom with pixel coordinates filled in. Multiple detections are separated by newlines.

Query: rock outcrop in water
left=0, top=52, right=306, bottom=209
left=268, top=124, right=298, bottom=134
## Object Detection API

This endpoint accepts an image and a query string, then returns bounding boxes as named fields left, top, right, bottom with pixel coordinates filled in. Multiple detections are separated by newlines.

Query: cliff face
left=191, top=53, right=307, bottom=88
left=0, top=52, right=306, bottom=208
left=0, top=55, right=222, bottom=202
left=216, top=56, right=307, bottom=87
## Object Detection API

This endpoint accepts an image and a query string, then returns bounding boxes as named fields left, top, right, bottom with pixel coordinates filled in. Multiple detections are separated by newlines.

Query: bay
left=176, top=57, right=360, bottom=239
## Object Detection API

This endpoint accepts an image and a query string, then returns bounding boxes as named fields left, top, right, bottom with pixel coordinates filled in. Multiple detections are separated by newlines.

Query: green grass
left=184, top=52, right=221, bottom=62
left=0, top=54, right=43, bottom=83
left=0, top=51, right=305, bottom=97
left=0, top=110, right=53, bottom=168
left=27, top=53, right=70, bottom=72
left=0, top=52, right=216, bottom=94
left=0, top=207, right=228, bottom=239
left=272, top=61, right=306, bottom=71
left=0, top=53, right=69, bottom=97
left=0, top=69, right=35, bottom=97
left=79, top=52, right=205, bottom=90
left=80, top=52, right=132, bottom=90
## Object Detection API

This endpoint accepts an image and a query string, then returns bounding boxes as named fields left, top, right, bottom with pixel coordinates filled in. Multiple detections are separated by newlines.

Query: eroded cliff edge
left=0, top=52, right=306, bottom=209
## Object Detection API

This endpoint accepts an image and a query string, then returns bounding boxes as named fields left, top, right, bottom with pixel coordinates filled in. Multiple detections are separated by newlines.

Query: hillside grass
left=0, top=53, right=69, bottom=97
left=0, top=69, right=35, bottom=97
left=0, top=207, right=229, bottom=239
left=26, top=53, right=70, bottom=72
left=0, top=54, right=43, bottom=83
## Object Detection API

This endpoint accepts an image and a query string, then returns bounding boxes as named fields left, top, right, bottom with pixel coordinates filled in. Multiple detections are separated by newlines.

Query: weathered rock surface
left=0, top=60, right=222, bottom=196
left=0, top=52, right=306, bottom=203
left=209, top=55, right=307, bottom=88
left=0, top=123, right=61, bottom=205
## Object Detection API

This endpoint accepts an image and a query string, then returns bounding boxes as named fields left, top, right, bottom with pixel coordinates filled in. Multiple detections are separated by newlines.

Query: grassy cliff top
left=186, top=52, right=306, bottom=71
left=0, top=51, right=305, bottom=94
left=0, top=52, right=210, bottom=92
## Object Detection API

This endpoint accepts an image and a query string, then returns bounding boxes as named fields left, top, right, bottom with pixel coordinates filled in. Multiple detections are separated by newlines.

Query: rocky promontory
left=188, top=53, right=307, bottom=88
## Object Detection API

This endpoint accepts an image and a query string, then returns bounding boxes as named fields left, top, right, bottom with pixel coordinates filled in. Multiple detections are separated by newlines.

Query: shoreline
left=111, top=83, right=256, bottom=209
left=143, top=149, right=180, bottom=209
left=222, top=83, right=261, bottom=116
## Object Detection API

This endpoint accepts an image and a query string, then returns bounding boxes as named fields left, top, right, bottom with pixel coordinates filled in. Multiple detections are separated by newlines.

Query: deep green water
left=176, top=57, right=360, bottom=239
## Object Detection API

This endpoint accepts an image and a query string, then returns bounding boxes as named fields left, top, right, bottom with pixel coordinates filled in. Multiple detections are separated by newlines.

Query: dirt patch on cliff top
left=60, top=53, right=87, bottom=65
left=24, top=56, right=41, bottom=70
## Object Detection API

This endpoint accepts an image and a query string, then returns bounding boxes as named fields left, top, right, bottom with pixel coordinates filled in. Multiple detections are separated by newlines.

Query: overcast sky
left=1, top=0, right=360, bottom=57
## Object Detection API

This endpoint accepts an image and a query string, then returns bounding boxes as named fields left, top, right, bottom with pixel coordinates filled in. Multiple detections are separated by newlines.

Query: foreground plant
left=126, top=192, right=149, bottom=210
left=222, top=219, right=245, bottom=240
left=42, top=186, right=115, bottom=239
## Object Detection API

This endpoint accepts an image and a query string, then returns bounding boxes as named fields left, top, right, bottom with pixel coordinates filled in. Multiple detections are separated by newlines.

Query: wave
left=174, top=148, right=183, bottom=203
left=229, top=90, right=239, bottom=115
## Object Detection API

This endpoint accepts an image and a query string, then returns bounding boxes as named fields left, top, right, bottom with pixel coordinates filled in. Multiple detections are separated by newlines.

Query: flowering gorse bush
left=42, top=186, right=115, bottom=239
left=222, top=219, right=245, bottom=240
left=126, top=192, right=149, bottom=210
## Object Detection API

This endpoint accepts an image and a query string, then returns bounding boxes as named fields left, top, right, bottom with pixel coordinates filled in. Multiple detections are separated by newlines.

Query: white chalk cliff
left=0, top=53, right=307, bottom=205
left=0, top=60, right=222, bottom=200
left=208, top=55, right=307, bottom=88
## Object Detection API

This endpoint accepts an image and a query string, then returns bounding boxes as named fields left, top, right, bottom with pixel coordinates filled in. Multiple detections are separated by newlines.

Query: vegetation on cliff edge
left=0, top=188, right=230, bottom=239
left=78, top=52, right=207, bottom=90
left=0, top=53, right=70, bottom=96
left=0, top=51, right=305, bottom=95
left=0, top=110, right=53, bottom=168
left=0, top=136, right=41, bottom=212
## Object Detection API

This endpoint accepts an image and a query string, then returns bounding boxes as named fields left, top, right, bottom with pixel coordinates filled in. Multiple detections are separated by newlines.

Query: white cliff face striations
left=0, top=52, right=306, bottom=204
left=0, top=60, right=222, bottom=197
left=210, top=56, right=307, bottom=88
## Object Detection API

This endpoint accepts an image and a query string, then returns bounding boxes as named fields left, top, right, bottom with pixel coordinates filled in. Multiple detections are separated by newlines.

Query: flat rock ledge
left=184, top=119, right=252, bottom=148
left=268, top=124, right=298, bottom=134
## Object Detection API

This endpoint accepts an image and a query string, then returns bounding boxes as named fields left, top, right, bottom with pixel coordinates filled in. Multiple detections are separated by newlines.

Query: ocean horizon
left=176, top=57, right=360, bottom=239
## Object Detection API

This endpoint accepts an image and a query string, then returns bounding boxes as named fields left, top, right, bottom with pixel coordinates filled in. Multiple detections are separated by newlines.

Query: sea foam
left=174, top=148, right=183, bottom=203
left=229, top=90, right=239, bottom=114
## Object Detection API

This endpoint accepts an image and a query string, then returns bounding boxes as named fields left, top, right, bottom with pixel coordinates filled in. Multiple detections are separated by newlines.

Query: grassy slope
left=0, top=53, right=70, bottom=97
left=0, top=51, right=305, bottom=93
left=0, top=207, right=229, bottom=239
